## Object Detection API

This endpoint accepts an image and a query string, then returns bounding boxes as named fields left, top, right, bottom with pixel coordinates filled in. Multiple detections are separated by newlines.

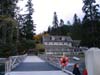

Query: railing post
left=5, top=60, right=10, bottom=75
left=0, top=58, right=7, bottom=75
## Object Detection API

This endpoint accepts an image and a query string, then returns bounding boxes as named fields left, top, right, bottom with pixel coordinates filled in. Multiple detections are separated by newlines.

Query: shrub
left=17, top=39, right=35, bottom=54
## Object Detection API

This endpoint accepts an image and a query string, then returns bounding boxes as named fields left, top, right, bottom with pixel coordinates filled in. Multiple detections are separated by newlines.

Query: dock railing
left=38, top=54, right=73, bottom=75
left=0, top=54, right=27, bottom=75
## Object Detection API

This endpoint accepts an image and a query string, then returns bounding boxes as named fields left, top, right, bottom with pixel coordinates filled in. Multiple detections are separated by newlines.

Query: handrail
left=5, top=54, right=27, bottom=74
left=39, top=54, right=73, bottom=75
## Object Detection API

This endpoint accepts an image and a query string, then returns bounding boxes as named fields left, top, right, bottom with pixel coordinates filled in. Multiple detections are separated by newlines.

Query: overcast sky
left=18, top=0, right=100, bottom=34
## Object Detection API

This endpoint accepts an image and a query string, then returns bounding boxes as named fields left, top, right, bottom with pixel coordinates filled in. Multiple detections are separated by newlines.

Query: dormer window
left=62, top=37, right=65, bottom=40
left=51, top=36, right=55, bottom=40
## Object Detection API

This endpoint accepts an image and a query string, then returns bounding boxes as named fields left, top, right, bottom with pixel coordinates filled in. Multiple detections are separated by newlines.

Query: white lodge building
left=42, top=35, right=80, bottom=56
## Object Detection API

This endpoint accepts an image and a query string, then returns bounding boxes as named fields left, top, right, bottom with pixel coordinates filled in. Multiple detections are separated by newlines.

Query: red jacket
left=83, top=69, right=88, bottom=75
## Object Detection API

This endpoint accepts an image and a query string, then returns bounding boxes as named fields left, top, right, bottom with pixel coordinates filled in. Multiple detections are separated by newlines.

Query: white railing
left=39, top=54, right=74, bottom=75
left=5, top=54, right=27, bottom=75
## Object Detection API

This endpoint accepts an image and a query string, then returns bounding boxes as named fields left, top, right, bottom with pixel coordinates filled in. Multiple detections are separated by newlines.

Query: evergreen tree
left=82, top=0, right=100, bottom=22
left=47, top=26, right=51, bottom=34
left=52, top=12, right=59, bottom=28
left=71, top=14, right=82, bottom=40
left=81, top=0, right=100, bottom=47
left=73, top=13, right=81, bottom=25
left=0, top=0, right=19, bottom=44
left=0, top=0, right=20, bottom=57
left=23, top=0, right=35, bottom=40
left=59, top=19, right=64, bottom=26
left=0, top=0, right=18, bottom=17
left=73, top=14, right=78, bottom=25
left=51, top=12, right=59, bottom=35
left=67, top=21, right=71, bottom=25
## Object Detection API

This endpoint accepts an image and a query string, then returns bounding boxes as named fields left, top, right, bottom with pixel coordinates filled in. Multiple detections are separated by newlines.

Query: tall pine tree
left=23, top=0, right=35, bottom=40
left=0, top=0, right=19, bottom=17
left=71, top=14, right=82, bottom=40
left=82, top=0, right=100, bottom=22
left=52, top=12, right=59, bottom=28
left=73, top=14, right=81, bottom=25
left=59, top=19, right=64, bottom=26
left=81, top=0, right=100, bottom=47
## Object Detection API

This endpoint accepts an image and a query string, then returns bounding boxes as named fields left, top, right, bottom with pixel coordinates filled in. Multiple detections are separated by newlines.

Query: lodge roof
left=43, top=35, right=73, bottom=42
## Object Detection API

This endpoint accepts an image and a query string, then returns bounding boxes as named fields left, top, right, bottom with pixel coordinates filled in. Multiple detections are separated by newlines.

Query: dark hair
left=74, top=63, right=78, bottom=68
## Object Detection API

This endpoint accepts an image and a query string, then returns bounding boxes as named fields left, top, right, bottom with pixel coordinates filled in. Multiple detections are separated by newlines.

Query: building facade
left=42, top=35, right=80, bottom=57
